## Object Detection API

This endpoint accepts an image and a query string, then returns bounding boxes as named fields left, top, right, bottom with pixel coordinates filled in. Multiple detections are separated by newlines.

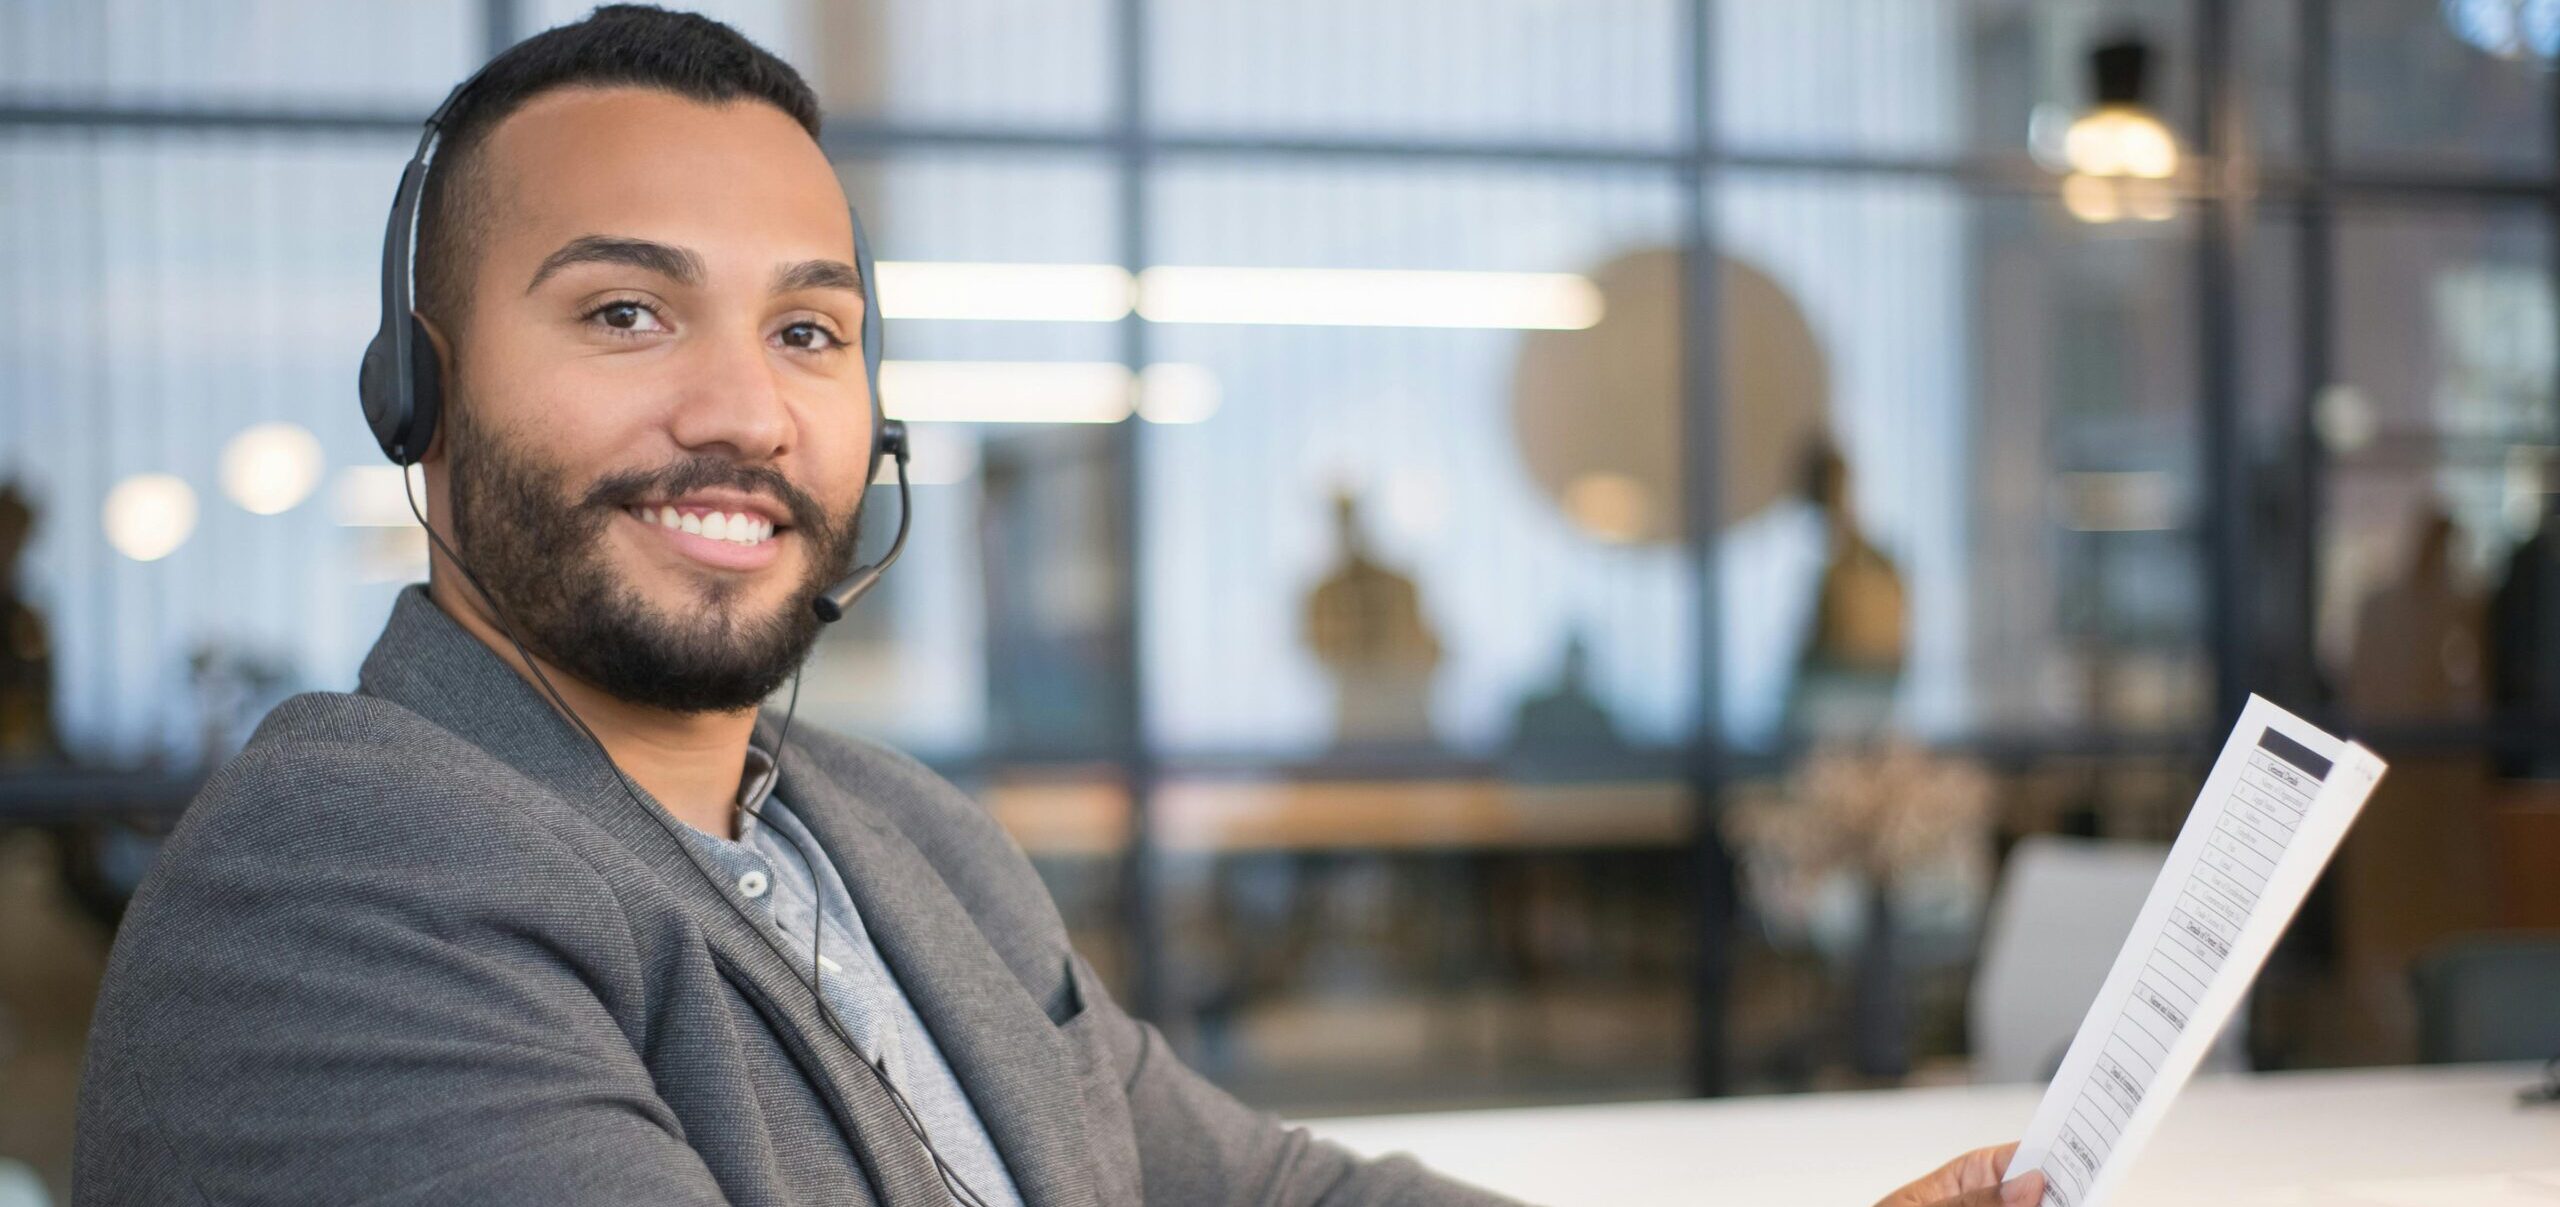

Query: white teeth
left=641, top=506, right=773, bottom=546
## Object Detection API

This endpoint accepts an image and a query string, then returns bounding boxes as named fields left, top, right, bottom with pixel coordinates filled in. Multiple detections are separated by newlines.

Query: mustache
left=580, top=456, right=837, bottom=540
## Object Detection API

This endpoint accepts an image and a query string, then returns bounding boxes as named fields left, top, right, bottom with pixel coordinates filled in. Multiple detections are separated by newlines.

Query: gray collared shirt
left=679, top=746, right=1025, bottom=1207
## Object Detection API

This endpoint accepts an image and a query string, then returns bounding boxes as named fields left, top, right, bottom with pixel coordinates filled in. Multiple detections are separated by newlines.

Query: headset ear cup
left=403, top=314, right=444, bottom=464
left=359, top=334, right=400, bottom=456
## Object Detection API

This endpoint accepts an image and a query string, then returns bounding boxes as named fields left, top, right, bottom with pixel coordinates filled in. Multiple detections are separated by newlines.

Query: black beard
left=443, top=403, right=863, bottom=715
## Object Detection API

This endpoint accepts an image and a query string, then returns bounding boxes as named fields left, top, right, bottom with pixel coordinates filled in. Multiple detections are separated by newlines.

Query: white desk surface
left=1303, top=1064, right=2559, bottom=1206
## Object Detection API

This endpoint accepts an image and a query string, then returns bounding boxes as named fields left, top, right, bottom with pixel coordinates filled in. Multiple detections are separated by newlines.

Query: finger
left=1946, top=1143, right=2024, bottom=1191
left=1996, top=1170, right=2046, bottom=1207
left=1875, top=1144, right=2038, bottom=1207
left=1925, top=1168, right=2046, bottom=1207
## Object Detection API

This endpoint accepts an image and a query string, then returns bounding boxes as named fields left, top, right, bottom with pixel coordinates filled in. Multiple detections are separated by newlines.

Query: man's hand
left=1871, top=1142, right=2046, bottom=1207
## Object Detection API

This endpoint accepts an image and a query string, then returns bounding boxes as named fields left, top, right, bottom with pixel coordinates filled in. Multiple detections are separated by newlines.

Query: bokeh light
left=218, top=422, right=325, bottom=515
left=101, top=473, right=198, bottom=562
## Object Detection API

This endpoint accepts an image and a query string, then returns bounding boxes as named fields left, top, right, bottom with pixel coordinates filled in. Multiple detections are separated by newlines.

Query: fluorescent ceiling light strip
left=875, top=261, right=1134, bottom=323
left=1137, top=265, right=1605, bottom=330
left=1135, top=363, right=1220, bottom=424
left=881, top=360, right=1222, bottom=426
left=882, top=360, right=1136, bottom=424
left=877, top=261, right=1604, bottom=330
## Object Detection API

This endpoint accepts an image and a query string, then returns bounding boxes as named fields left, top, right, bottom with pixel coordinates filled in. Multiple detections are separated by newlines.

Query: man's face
left=428, top=86, right=874, bottom=714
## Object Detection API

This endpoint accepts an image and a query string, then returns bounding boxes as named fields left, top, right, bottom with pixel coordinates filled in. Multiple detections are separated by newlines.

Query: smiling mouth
left=623, top=503, right=781, bottom=547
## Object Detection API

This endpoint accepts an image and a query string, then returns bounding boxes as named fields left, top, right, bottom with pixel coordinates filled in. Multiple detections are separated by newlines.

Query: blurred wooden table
left=987, top=777, right=1691, bottom=855
left=1302, top=1063, right=2560, bottom=1205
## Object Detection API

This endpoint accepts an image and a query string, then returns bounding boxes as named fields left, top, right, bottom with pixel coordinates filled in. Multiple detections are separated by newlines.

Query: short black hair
left=413, top=4, right=823, bottom=335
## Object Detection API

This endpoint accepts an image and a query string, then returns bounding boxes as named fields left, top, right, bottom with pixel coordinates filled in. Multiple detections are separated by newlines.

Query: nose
left=665, top=324, right=792, bottom=463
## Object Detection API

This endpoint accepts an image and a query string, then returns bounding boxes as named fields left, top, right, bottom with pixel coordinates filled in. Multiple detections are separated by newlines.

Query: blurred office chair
left=1970, top=835, right=2249, bottom=1083
left=2410, top=933, right=2560, bottom=1064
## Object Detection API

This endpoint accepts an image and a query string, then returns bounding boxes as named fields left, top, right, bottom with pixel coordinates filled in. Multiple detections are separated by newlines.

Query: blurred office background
left=6, top=0, right=2560, bottom=1199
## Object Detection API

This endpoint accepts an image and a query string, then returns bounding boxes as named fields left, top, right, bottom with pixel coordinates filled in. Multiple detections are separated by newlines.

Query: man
left=74, top=7, right=2043, bottom=1206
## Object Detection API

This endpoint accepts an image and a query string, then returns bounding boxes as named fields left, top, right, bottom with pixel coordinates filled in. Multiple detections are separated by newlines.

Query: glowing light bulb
left=219, top=421, right=325, bottom=515
left=2064, top=106, right=2180, bottom=180
left=102, top=473, right=198, bottom=562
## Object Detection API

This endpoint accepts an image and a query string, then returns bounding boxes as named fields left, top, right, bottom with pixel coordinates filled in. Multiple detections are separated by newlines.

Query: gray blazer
left=74, top=587, right=1519, bottom=1207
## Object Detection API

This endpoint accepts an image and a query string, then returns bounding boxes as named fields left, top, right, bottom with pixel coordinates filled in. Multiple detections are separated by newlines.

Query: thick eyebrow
left=523, top=236, right=866, bottom=304
left=772, top=258, right=865, bottom=302
left=524, top=235, right=705, bottom=294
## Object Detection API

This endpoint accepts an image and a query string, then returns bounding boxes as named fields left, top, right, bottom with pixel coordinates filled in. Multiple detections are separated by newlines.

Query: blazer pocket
left=1049, top=951, right=1120, bottom=1073
left=1042, top=947, right=1088, bottom=1028
left=1059, top=951, right=1104, bottom=1022
left=1052, top=950, right=1145, bottom=1203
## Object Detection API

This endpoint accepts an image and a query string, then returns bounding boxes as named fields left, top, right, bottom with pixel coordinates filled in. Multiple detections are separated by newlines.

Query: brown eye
left=584, top=299, right=667, bottom=335
left=779, top=321, right=842, bottom=351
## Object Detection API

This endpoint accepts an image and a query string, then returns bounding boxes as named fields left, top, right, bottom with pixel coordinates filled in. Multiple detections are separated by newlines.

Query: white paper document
left=2010, top=695, right=2389, bottom=1207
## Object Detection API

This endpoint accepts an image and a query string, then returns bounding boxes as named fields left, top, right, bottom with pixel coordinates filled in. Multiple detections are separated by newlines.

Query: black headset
left=359, top=70, right=988, bottom=1207
left=357, top=67, right=911, bottom=624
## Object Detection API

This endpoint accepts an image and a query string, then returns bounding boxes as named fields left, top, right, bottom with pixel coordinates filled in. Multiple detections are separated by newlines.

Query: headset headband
left=359, top=67, right=890, bottom=470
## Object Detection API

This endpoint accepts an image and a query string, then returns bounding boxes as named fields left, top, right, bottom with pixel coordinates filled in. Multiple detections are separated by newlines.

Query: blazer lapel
left=760, top=715, right=1101, bottom=1207
left=573, top=778, right=953, bottom=1207
left=355, top=587, right=952, bottom=1207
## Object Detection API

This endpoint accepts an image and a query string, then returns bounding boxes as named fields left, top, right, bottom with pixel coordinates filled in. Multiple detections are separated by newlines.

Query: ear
left=414, top=311, right=456, bottom=463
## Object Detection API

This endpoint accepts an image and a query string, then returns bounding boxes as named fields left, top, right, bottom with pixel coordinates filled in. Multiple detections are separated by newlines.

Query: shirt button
left=737, top=870, right=770, bottom=898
